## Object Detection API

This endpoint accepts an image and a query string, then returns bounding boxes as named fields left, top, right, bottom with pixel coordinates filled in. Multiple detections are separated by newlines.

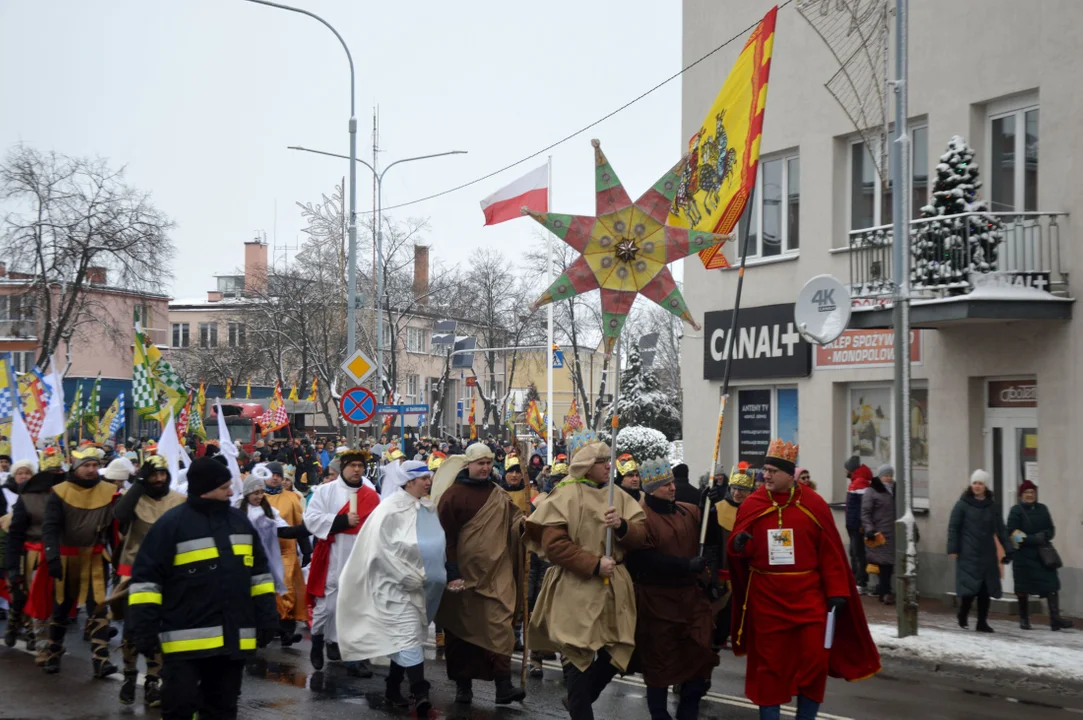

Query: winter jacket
left=860, top=479, right=895, bottom=566
left=845, top=465, right=873, bottom=531
left=947, top=490, right=1011, bottom=599
left=1006, top=501, right=1060, bottom=596
left=127, top=496, right=279, bottom=660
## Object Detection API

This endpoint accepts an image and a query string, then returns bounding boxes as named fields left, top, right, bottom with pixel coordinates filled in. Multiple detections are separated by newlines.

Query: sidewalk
left=861, top=595, right=1083, bottom=692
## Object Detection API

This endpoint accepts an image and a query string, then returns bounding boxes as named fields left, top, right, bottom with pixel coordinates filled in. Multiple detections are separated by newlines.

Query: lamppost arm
left=288, top=146, right=374, bottom=176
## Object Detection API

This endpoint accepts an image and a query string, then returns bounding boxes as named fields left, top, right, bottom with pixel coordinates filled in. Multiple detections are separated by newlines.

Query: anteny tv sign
left=703, top=303, right=812, bottom=381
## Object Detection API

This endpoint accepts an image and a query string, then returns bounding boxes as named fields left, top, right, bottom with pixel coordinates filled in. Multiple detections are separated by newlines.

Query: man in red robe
left=728, top=439, right=880, bottom=719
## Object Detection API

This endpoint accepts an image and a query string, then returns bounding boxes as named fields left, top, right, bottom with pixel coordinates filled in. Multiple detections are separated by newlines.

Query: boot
left=310, top=634, right=325, bottom=670
left=1049, top=592, right=1074, bottom=631
left=89, top=611, right=117, bottom=678
left=434, top=630, right=445, bottom=660
left=119, top=672, right=138, bottom=705
left=385, top=661, right=409, bottom=709
left=42, top=620, right=64, bottom=674
left=144, top=677, right=162, bottom=708
left=1017, top=594, right=1032, bottom=630
left=975, top=593, right=994, bottom=633
left=279, top=619, right=302, bottom=647
left=406, top=664, right=431, bottom=715
left=957, top=595, right=973, bottom=628
left=3, top=612, right=18, bottom=647
left=345, top=659, right=373, bottom=678
left=325, top=641, right=341, bottom=661
left=93, top=657, right=119, bottom=678
left=494, top=673, right=526, bottom=704
left=454, top=680, right=473, bottom=705
left=24, top=615, right=36, bottom=651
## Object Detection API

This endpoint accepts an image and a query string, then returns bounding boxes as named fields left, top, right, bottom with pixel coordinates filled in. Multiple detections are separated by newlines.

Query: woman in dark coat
left=947, top=469, right=1012, bottom=633
left=1006, top=480, right=1073, bottom=631
left=861, top=465, right=895, bottom=604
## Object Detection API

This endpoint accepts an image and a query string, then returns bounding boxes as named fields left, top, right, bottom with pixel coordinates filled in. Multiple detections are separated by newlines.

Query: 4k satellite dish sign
left=794, top=275, right=852, bottom=346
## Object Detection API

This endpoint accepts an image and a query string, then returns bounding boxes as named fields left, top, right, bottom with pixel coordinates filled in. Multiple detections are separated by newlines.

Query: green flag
left=84, top=374, right=102, bottom=435
left=67, top=382, right=84, bottom=430
left=133, top=328, right=161, bottom=419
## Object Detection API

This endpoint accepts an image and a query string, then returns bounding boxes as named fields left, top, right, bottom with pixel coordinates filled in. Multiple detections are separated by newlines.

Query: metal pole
left=605, top=335, right=622, bottom=563
left=891, top=0, right=918, bottom=638
left=546, top=156, right=555, bottom=465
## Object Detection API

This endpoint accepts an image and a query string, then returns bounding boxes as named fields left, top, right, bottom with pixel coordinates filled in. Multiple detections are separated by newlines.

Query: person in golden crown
left=41, top=445, right=118, bottom=677
left=525, top=432, right=648, bottom=719
left=108, top=454, right=186, bottom=706
left=728, top=440, right=881, bottom=719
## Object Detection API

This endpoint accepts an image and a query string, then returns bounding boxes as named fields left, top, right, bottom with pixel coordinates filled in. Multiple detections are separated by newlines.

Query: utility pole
left=891, top=0, right=918, bottom=637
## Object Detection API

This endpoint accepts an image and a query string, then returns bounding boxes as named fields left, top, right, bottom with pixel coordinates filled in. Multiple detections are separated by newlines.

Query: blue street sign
left=339, top=386, right=377, bottom=425
left=376, top=403, right=431, bottom=415
left=552, top=348, right=565, bottom=369
left=457, top=401, right=464, bottom=418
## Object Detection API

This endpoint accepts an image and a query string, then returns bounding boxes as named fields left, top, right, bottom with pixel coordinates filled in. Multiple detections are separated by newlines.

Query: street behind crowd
left=3, top=602, right=1081, bottom=720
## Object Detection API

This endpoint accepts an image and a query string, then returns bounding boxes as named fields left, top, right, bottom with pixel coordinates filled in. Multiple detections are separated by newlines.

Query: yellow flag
left=669, top=6, right=777, bottom=270
left=245, top=379, right=251, bottom=399
left=288, top=380, right=299, bottom=401
left=307, top=376, right=318, bottom=402
left=225, top=378, right=233, bottom=399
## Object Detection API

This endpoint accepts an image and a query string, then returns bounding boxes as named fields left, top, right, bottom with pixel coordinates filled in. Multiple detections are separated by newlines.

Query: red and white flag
left=480, top=164, right=548, bottom=226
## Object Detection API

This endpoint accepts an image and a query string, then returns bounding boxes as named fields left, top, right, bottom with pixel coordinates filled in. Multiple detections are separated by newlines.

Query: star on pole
left=523, top=139, right=735, bottom=353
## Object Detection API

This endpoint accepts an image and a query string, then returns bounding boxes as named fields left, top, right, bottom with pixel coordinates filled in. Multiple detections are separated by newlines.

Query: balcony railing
left=848, top=211, right=1068, bottom=298
left=0, top=318, right=38, bottom=339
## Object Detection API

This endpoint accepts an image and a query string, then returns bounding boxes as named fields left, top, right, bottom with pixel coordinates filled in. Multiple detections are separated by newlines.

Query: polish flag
left=480, top=164, right=548, bottom=226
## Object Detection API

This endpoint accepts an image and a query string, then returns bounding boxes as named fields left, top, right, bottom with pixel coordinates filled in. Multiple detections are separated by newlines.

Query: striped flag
left=0, top=353, right=17, bottom=425
left=18, top=372, right=47, bottom=444
left=257, top=382, right=288, bottom=435
left=66, top=382, right=84, bottom=430
left=225, top=378, right=233, bottom=399
left=95, top=393, right=124, bottom=444
left=189, top=382, right=206, bottom=440
left=133, top=328, right=161, bottom=419
left=108, top=392, right=126, bottom=438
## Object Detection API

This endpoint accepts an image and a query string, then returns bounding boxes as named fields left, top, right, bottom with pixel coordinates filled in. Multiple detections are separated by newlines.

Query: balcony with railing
left=847, top=211, right=1072, bottom=328
left=0, top=316, right=38, bottom=339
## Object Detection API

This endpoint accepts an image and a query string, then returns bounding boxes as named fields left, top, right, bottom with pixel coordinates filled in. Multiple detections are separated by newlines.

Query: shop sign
left=703, top=304, right=812, bottom=381
left=987, top=379, right=1037, bottom=408
left=737, top=389, right=772, bottom=466
left=814, top=329, right=923, bottom=369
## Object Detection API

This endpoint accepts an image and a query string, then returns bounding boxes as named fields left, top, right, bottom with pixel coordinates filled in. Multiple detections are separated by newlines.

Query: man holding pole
left=727, top=439, right=880, bottom=719
left=525, top=437, right=647, bottom=720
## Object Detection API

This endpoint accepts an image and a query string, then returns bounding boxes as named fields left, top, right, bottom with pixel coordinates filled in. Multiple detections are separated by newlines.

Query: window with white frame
left=406, top=326, right=426, bottom=354
left=10, top=351, right=36, bottom=374
left=849, top=125, right=929, bottom=230
left=199, top=322, right=218, bottom=348
left=988, top=103, right=1038, bottom=212
left=406, top=374, right=420, bottom=401
left=171, top=322, right=190, bottom=348
left=381, top=323, right=392, bottom=348
left=848, top=383, right=929, bottom=506
left=740, top=153, right=800, bottom=257
left=228, top=322, right=246, bottom=348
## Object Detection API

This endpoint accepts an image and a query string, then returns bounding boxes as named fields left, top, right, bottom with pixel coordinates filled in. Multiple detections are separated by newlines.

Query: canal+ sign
left=703, top=303, right=812, bottom=381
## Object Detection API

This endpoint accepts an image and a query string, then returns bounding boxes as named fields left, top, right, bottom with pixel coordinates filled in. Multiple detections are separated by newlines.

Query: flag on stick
left=225, top=378, right=233, bottom=399
left=96, top=394, right=123, bottom=444
left=0, top=353, right=17, bottom=425
left=526, top=399, right=546, bottom=439
left=288, top=379, right=299, bottom=401
left=84, top=374, right=102, bottom=435
left=307, top=377, right=318, bottom=402
left=257, top=382, right=288, bottom=436
left=480, top=164, right=548, bottom=226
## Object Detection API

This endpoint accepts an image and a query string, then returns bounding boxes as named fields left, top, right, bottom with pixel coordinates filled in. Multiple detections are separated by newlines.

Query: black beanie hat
left=186, top=457, right=233, bottom=498
left=672, top=463, right=689, bottom=481
left=844, top=455, right=861, bottom=473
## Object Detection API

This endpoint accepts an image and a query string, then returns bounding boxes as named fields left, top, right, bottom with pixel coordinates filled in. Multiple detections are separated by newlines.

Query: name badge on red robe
left=767, top=528, right=795, bottom=566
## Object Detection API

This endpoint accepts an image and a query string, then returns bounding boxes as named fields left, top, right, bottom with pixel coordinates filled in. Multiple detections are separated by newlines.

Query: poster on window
left=738, top=389, right=772, bottom=466
left=849, top=387, right=892, bottom=469
left=777, top=388, right=798, bottom=447
left=911, top=389, right=929, bottom=501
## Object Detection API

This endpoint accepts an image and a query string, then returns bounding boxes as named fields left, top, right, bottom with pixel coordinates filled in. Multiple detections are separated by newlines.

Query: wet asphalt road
left=2, top=624, right=1083, bottom=719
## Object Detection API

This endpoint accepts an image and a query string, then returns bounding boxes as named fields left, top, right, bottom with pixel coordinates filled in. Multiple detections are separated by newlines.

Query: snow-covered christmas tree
left=911, top=135, right=1004, bottom=290
left=520, top=381, right=541, bottom=413
left=615, top=426, right=670, bottom=462
left=612, top=345, right=681, bottom=440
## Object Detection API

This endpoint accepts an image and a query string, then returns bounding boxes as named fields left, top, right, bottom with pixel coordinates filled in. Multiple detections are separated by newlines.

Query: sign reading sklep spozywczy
left=703, top=304, right=811, bottom=381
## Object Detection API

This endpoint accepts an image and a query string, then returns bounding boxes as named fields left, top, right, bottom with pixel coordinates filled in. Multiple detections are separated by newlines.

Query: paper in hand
left=824, top=607, right=837, bottom=649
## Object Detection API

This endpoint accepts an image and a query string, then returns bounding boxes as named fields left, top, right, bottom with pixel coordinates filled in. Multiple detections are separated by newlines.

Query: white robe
left=304, top=478, right=363, bottom=640
left=336, top=488, right=447, bottom=662
left=245, top=502, right=288, bottom=594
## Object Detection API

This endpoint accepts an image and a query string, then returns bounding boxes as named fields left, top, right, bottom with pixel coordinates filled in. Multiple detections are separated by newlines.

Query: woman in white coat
left=337, top=460, right=446, bottom=715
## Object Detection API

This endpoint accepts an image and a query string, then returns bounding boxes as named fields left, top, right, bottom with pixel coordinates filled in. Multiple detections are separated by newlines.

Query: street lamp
left=242, top=0, right=361, bottom=417
left=287, top=145, right=466, bottom=408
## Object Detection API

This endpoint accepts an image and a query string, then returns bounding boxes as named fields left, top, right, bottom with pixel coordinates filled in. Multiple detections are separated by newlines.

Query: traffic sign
left=339, top=386, right=377, bottom=425
left=341, top=349, right=376, bottom=384
left=552, top=346, right=565, bottom=369
left=377, top=404, right=431, bottom=415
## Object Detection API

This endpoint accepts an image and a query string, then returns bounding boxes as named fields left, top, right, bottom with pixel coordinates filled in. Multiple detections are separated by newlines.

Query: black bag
left=1039, top=543, right=1063, bottom=570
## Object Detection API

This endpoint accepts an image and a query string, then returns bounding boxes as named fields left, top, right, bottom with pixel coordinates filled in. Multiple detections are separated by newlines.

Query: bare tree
left=0, top=146, right=174, bottom=369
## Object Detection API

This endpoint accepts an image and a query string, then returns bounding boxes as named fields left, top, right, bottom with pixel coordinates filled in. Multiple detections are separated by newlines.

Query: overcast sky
left=0, top=0, right=686, bottom=299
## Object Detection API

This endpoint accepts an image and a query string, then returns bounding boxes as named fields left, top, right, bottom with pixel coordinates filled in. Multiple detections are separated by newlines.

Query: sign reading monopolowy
left=814, top=329, right=923, bottom=369
left=703, top=303, right=812, bottom=381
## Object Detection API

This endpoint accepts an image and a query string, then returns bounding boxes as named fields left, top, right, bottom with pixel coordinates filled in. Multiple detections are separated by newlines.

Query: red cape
left=305, top=486, right=379, bottom=600
left=729, top=484, right=881, bottom=682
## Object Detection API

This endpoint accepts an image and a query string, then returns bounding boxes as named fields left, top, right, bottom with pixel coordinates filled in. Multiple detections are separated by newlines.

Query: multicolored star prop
left=523, top=139, right=734, bottom=353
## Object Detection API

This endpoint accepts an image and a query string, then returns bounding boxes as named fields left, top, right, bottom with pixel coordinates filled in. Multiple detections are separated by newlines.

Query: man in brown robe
left=435, top=442, right=526, bottom=706
left=629, top=457, right=719, bottom=719
left=526, top=440, right=648, bottom=720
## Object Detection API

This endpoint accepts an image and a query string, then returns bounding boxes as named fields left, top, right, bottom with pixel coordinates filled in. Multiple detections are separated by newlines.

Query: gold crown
left=729, top=465, right=755, bottom=490
left=766, top=439, right=799, bottom=464
left=146, top=455, right=168, bottom=470
left=72, top=447, right=102, bottom=461
left=41, top=447, right=63, bottom=470
left=615, top=454, right=638, bottom=476
left=551, top=462, right=569, bottom=476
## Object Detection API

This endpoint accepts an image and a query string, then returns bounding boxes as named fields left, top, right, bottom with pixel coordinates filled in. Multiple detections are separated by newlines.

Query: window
left=989, top=105, right=1039, bottom=212
left=217, top=275, right=245, bottom=297
left=848, top=384, right=929, bottom=505
left=381, top=323, right=392, bottom=348
left=10, top=351, right=36, bottom=373
left=735, top=386, right=798, bottom=466
left=199, top=322, right=218, bottom=348
left=171, top=323, right=190, bottom=348
left=740, top=153, right=800, bottom=257
left=406, top=326, right=426, bottom=353
left=849, top=126, right=929, bottom=229
left=406, top=374, right=420, bottom=401
left=228, top=322, right=246, bottom=348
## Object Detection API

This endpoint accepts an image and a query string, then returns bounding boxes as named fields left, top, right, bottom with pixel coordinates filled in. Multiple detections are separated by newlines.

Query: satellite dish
left=794, top=274, right=852, bottom=345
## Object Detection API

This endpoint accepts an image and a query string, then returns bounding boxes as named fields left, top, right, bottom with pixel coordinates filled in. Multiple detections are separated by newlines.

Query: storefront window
left=848, top=385, right=929, bottom=504
left=737, top=387, right=798, bottom=467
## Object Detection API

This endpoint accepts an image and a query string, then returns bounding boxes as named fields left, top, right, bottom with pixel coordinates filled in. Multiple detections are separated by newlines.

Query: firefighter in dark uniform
left=127, top=456, right=279, bottom=720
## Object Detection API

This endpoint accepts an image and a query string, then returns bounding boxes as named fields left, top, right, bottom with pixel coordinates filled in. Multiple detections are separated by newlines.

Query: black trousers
left=848, top=530, right=868, bottom=586
left=161, top=655, right=245, bottom=720
left=878, top=563, right=895, bottom=598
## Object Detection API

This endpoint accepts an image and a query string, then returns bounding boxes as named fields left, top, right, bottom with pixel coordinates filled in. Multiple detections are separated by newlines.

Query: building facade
left=681, top=0, right=1080, bottom=610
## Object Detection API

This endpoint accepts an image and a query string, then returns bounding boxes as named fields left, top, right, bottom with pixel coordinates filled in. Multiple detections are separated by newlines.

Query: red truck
left=196, top=402, right=289, bottom=456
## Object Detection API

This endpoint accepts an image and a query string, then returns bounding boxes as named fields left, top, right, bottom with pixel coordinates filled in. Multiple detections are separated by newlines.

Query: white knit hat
left=970, top=469, right=991, bottom=485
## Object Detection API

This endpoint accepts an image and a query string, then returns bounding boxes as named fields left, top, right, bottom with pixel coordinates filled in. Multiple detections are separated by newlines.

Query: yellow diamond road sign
left=341, top=350, right=375, bottom=384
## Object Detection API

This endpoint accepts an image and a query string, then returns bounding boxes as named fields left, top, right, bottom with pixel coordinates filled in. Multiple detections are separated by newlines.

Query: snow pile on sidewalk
left=870, top=620, right=1083, bottom=683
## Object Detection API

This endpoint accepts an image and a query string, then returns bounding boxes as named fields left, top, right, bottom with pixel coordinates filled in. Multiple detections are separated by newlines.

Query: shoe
left=882, top=594, right=896, bottom=606
left=455, top=680, right=473, bottom=704
left=42, top=654, right=60, bottom=674
left=144, top=677, right=162, bottom=708
left=384, top=682, right=410, bottom=709
left=119, top=672, right=138, bottom=705
left=529, top=661, right=544, bottom=678
left=325, top=641, right=341, bottom=661
left=975, top=622, right=995, bottom=633
left=3, top=625, right=16, bottom=648
left=514, top=637, right=524, bottom=652
left=25, top=634, right=36, bottom=652
left=957, top=607, right=969, bottom=629
left=412, top=683, right=432, bottom=716
left=1048, top=592, right=1075, bottom=631
left=310, top=634, right=325, bottom=670
left=93, top=659, right=119, bottom=679
left=280, top=620, right=303, bottom=647
left=1018, top=594, right=1032, bottom=630
left=494, top=674, right=526, bottom=704
left=345, top=660, right=373, bottom=678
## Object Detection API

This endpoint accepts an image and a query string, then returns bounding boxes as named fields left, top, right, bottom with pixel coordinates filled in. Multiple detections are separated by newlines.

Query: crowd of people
left=0, top=425, right=1072, bottom=719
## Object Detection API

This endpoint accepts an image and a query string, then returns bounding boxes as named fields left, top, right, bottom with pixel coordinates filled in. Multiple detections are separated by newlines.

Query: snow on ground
left=870, top=616, right=1083, bottom=683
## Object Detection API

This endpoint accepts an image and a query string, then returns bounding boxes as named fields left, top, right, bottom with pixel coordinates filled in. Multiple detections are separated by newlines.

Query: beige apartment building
left=681, top=0, right=1080, bottom=610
